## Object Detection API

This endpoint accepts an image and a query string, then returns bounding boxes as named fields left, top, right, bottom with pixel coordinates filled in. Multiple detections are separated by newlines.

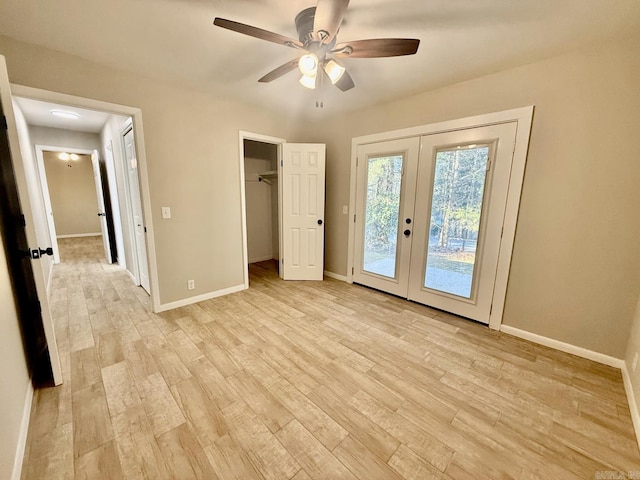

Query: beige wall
left=43, top=152, right=101, bottom=236
left=0, top=35, right=297, bottom=305
left=0, top=234, right=31, bottom=479
left=300, top=33, right=640, bottom=359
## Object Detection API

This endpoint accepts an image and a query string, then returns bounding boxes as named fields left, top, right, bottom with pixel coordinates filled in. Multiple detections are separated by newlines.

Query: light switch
left=161, top=207, right=171, bottom=219
left=342, top=205, right=349, bottom=215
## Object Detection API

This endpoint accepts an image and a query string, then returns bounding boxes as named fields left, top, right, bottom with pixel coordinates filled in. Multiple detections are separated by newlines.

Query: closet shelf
left=258, top=170, right=278, bottom=185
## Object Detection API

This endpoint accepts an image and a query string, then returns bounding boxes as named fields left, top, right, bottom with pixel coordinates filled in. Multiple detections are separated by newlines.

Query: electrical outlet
left=161, top=206, right=171, bottom=219
left=633, top=352, right=639, bottom=372
left=187, top=279, right=195, bottom=290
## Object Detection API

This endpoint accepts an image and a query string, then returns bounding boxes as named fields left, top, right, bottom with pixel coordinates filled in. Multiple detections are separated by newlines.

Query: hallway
left=20, top=237, right=640, bottom=479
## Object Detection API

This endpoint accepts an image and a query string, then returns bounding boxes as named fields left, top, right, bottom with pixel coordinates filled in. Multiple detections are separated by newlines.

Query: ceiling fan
left=213, top=0, right=420, bottom=92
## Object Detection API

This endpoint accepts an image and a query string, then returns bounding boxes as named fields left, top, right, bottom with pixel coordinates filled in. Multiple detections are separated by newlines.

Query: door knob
left=403, top=229, right=411, bottom=237
left=317, top=219, right=323, bottom=225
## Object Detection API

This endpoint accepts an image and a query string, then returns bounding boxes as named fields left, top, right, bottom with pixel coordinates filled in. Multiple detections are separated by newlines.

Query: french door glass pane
left=363, top=155, right=403, bottom=278
left=424, top=145, right=490, bottom=298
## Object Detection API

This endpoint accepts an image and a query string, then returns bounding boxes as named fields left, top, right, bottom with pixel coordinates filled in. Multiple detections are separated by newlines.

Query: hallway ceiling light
left=49, top=109, right=81, bottom=120
left=58, top=152, right=80, bottom=161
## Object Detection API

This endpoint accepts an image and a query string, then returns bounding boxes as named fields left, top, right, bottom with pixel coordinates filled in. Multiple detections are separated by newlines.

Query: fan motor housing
left=295, top=7, right=316, bottom=45
left=295, top=7, right=337, bottom=51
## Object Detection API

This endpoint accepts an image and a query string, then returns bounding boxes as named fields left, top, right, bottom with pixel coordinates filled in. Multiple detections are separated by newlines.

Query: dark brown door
left=0, top=103, right=54, bottom=386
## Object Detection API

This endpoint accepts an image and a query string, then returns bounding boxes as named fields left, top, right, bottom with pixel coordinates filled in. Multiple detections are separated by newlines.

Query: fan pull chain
left=316, top=71, right=324, bottom=108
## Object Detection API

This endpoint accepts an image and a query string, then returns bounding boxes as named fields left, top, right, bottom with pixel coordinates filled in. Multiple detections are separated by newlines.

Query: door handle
left=317, top=219, right=323, bottom=225
left=403, top=229, right=411, bottom=237
left=97, top=212, right=106, bottom=217
left=30, top=247, right=54, bottom=259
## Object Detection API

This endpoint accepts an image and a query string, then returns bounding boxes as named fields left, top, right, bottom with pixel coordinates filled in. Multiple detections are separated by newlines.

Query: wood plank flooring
left=21, top=236, right=640, bottom=479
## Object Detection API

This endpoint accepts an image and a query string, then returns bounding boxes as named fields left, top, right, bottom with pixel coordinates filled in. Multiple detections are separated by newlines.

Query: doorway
left=243, top=139, right=280, bottom=273
left=36, top=147, right=114, bottom=265
left=349, top=107, right=534, bottom=329
left=239, top=132, right=327, bottom=285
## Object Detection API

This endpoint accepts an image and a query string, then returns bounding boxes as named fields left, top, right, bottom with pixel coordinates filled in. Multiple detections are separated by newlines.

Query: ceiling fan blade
left=214, top=18, right=303, bottom=49
left=335, top=70, right=355, bottom=91
left=258, top=59, right=301, bottom=83
left=334, top=38, right=420, bottom=58
left=313, top=0, right=350, bottom=44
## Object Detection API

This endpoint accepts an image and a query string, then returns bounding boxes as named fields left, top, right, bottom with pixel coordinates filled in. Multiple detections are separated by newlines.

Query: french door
left=353, top=122, right=518, bottom=324
left=353, top=138, right=419, bottom=296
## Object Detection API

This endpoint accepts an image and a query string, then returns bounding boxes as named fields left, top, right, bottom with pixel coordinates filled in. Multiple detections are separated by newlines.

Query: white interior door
left=353, top=138, right=420, bottom=296
left=407, top=123, right=518, bottom=323
left=281, top=143, right=325, bottom=280
left=91, top=149, right=113, bottom=264
left=0, top=56, right=62, bottom=385
left=123, top=127, right=150, bottom=293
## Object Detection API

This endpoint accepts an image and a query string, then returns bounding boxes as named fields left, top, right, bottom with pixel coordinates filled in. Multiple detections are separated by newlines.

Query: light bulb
left=69, top=153, right=80, bottom=161
left=324, top=60, right=345, bottom=84
left=298, top=54, right=318, bottom=77
left=58, top=152, right=70, bottom=161
left=299, top=74, right=316, bottom=89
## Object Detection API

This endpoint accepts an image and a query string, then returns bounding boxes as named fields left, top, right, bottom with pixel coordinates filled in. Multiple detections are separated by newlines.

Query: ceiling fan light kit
left=299, top=74, right=317, bottom=89
left=213, top=0, right=419, bottom=99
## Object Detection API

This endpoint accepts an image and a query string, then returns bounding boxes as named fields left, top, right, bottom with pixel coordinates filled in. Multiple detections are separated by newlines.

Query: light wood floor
left=21, top=236, right=640, bottom=479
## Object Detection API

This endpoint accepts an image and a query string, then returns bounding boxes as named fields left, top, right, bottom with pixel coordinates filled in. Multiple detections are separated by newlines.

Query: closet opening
left=242, top=138, right=281, bottom=282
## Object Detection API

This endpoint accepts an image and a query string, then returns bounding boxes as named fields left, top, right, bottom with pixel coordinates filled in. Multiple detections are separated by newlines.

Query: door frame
left=35, top=145, right=96, bottom=265
left=11, top=84, right=162, bottom=311
left=120, top=120, right=150, bottom=293
left=238, top=131, right=286, bottom=286
left=347, top=106, right=534, bottom=330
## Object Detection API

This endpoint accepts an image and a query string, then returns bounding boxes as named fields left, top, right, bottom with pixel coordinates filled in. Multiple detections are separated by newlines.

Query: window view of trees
left=424, top=146, right=490, bottom=297
left=363, top=155, right=403, bottom=277
left=360, top=146, right=490, bottom=297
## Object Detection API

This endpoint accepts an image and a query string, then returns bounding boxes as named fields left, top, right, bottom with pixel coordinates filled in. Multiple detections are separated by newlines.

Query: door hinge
left=36, top=300, right=42, bottom=314
left=144, top=226, right=147, bottom=233
left=353, top=214, right=356, bottom=223
left=356, top=157, right=358, bottom=167
left=1, top=115, right=7, bottom=130
left=280, top=159, right=283, bottom=167
left=501, top=227, right=504, bottom=238
left=486, top=159, right=492, bottom=171
left=20, top=214, right=26, bottom=227
left=352, top=267, right=354, bottom=274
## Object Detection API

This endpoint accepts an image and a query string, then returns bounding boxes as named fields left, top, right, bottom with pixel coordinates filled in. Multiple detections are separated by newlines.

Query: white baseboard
left=621, top=364, right=640, bottom=453
left=249, top=255, right=275, bottom=264
left=499, top=325, right=624, bottom=369
left=500, top=325, right=639, bottom=449
left=56, top=233, right=102, bottom=238
left=126, top=270, right=137, bottom=284
left=11, top=380, right=33, bottom=480
left=324, top=270, right=347, bottom=282
left=154, top=283, right=246, bottom=313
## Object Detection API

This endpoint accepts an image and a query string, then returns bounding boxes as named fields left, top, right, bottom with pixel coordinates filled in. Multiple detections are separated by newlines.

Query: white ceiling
left=2, top=0, right=639, bottom=119
left=14, top=97, right=113, bottom=133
